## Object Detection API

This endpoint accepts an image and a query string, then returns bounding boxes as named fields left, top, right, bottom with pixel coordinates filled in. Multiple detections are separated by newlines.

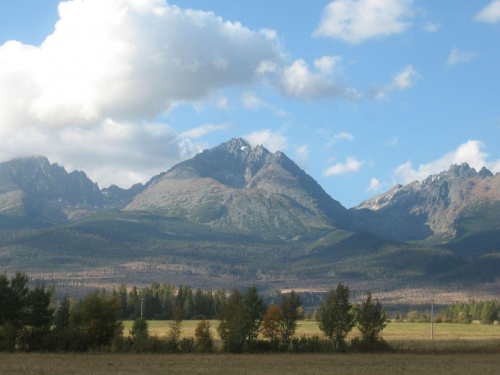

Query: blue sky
left=0, top=0, right=499, bottom=208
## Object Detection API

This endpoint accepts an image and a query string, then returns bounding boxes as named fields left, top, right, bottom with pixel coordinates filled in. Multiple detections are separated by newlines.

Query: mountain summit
left=0, top=156, right=106, bottom=226
left=352, top=163, right=500, bottom=241
left=126, top=138, right=352, bottom=239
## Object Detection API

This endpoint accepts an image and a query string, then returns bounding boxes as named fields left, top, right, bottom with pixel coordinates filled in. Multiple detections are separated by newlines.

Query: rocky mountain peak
left=446, top=163, right=477, bottom=179
left=216, top=137, right=251, bottom=153
left=0, top=156, right=107, bottom=223
left=478, top=166, right=494, bottom=179
left=352, top=162, right=500, bottom=241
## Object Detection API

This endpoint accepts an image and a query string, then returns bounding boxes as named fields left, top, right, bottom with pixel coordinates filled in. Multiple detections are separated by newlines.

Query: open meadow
left=2, top=322, right=498, bottom=375
left=123, top=320, right=500, bottom=342
left=1, top=352, right=499, bottom=375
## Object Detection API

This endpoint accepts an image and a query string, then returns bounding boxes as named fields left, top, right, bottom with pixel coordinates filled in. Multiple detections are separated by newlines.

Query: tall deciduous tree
left=261, top=304, right=283, bottom=344
left=280, top=291, right=302, bottom=350
left=217, top=289, right=249, bottom=353
left=356, top=292, right=388, bottom=345
left=243, top=286, right=266, bottom=344
left=71, top=291, right=122, bottom=348
left=318, top=283, right=355, bottom=351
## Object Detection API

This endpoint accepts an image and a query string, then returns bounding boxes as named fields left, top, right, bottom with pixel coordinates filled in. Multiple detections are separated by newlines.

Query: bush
left=180, top=337, right=195, bottom=353
left=0, top=323, right=18, bottom=352
left=194, top=320, right=213, bottom=352
left=350, top=337, right=393, bottom=352
left=246, top=339, right=273, bottom=353
left=291, top=335, right=331, bottom=353
left=130, top=318, right=149, bottom=340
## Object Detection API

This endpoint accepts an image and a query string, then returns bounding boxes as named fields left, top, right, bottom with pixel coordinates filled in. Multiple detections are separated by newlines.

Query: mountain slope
left=126, top=138, right=353, bottom=240
left=352, top=163, right=500, bottom=241
left=0, top=156, right=107, bottom=227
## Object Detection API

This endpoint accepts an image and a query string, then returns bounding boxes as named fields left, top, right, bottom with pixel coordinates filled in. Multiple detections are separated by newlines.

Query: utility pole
left=140, top=297, right=145, bottom=320
left=430, top=298, right=434, bottom=340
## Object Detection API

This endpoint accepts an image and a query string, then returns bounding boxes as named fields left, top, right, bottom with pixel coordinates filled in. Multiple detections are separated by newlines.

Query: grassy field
left=1, top=353, right=500, bottom=375
left=123, top=320, right=500, bottom=341
left=0, top=322, right=498, bottom=374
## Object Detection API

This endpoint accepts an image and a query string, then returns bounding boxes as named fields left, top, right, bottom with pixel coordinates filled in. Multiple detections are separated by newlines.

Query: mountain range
left=0, top=138, right=499, bottom=293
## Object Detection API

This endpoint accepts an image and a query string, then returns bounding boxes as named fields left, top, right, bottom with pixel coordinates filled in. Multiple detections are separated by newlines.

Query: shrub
left=350, top=337, right=393, bottom=352
left=130, top=318, right=149, bottom=340
left=194, top=319, right=213, bottom=352
left=291, top=335, right=331, bottom=353
left=180, top=337, right=195, bottom=353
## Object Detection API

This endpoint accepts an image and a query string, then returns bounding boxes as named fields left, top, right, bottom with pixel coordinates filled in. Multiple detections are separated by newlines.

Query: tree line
left=0, top=274, right=388, bottom=353
left=391, top=299, right=500, bottom=325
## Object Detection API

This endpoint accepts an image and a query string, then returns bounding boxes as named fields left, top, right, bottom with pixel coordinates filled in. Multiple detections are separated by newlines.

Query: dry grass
left=123, top=320, right=500, bottom=341
left=1, top=353, right=499, bottom=375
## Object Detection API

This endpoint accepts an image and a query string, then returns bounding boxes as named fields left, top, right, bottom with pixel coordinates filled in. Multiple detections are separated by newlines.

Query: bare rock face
left=352, top=163, right=500, bottom=241
left=0, top=156, right=106, bottom=224
left=126, top=138, right=352, bottom=239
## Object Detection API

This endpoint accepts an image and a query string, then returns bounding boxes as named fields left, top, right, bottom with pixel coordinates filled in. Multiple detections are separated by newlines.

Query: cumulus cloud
left=446, top=47, right=477, bottom=66
left=313, top=55, right=342, bottom=75
left=0, top=0, right=284, bottom=187
left=369, top=65, right=420, bottom=99
left=279, top=59, right=358, bottom=100
left=0, top=120, right=201, bottom=188
left=475, top=0, right=500, bottom=24
left=323, top=157, right=364, bottom=176
left=314, top=0, right=414, bottom=44
left=243, top=129, right=289, bottom=152
left=393, top=140, right=500, bottom=184
left=367, top=178, right=383, bottom=192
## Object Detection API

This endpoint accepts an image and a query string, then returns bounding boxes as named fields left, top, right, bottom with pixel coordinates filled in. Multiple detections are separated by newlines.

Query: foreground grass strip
left=1, top=353, right=500, bottom=375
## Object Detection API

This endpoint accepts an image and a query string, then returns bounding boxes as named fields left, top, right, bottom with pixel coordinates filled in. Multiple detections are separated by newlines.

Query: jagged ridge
left=352, top=163, right=500, bottom=241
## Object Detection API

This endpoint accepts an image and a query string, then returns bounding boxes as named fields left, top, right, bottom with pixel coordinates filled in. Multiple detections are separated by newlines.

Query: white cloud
left=180, top=123, right=233, bottom=139
left=280, top=59, right=358, bottom=100
left=313, top=55, right=342, bottom=75
left=0, top=0, right=283, bottom=187
left=446, top=47, right=477, bottom=66
left=475, top=0, right=500, bottom=24
left=243, top=129, right=289, bottom=152
left=367, top=177, right=383, bottom=192
left=370, top=65, right=420, bottom=99
left=423, top=21, right=440, bottom=33
left=0, top=120, right=201, bottom=188
left=393, top=140, right=500, bottom=184
left=392, top=65, right=419, bottom=89
left=327, top=132, right=354, bottom=147
left=314, top=0, right=414, bottom=44
left=323, top=157, right=364, bottom=176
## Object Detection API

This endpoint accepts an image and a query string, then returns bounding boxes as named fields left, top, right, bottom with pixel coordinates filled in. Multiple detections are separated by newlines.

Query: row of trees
left=439, top=300, right=500, bottom=324
left=110, top=283, right=228, bottom=320
left=1, top=273, right=124, bottom=351
left=391, top=300, right=500, bottom=325
left=216, top=283, right=388, bottom=352
left=1, top=274, right=388, bottom=353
